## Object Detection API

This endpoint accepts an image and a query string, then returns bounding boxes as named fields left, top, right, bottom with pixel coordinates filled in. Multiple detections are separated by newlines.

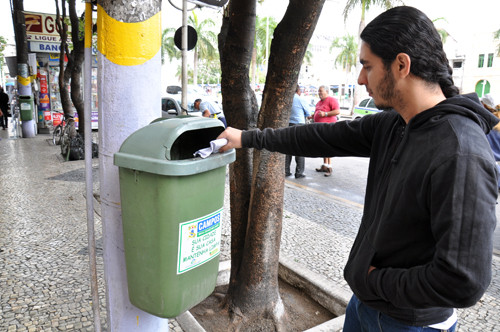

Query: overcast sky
left=1, top=0, right=498, bottom=54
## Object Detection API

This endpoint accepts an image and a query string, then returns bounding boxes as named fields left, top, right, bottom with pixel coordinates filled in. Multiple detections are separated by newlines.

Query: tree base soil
left=191, top=279, right=335, bottom=332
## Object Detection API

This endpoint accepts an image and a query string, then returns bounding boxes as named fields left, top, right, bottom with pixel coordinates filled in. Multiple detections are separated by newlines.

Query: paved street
left=0, top=128, right=499, bottom=331
left=286, top=155, right=500, bottom=256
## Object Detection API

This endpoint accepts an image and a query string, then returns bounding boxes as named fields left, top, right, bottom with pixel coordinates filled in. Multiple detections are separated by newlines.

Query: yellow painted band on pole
left=97, top=5, right=160, bottom=66
left=85, top=2, right=92, bottom=49
left=18, top=76, right=31, bottom=86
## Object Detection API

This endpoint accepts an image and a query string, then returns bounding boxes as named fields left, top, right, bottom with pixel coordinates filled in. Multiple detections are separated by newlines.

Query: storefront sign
left=38, top=69, right=50, bottom=112
left=24, top=11, right=70, bottom=43
left=29, top=41, right=61, bottom=53
left=48, top=53, right=68, bottom=64
left=53, top=112, right=63, bottom=126
left=38, top=71, right=48, bottom=94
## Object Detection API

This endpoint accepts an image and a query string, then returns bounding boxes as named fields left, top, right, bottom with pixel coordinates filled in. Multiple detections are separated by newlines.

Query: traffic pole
left=84, top=1, right=101, bottom=331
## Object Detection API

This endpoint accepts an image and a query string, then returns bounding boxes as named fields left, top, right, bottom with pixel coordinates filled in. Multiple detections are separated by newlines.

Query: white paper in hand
left=193, top=138, right=228, bottom=159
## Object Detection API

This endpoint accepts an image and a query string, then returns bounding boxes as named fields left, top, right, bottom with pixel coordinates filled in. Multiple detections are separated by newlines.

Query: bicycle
left=52, top=112, right=72, bottom=145
left=60, top=117, right=76, bottom=160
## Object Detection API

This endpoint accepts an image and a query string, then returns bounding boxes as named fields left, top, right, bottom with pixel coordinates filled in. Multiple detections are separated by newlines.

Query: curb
left=176, top=256, right=350, bottom=332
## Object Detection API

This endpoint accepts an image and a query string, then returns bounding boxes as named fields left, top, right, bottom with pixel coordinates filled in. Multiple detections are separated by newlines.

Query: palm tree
left=197, top=59, right=221, bottom=84
left=161, top=27, right=181, bottom=64
left=251, top=16, right=278, bottom=86
left=330, top=35, right=358, bottom=111
left=303, top=45, right=313, bottom=67
left=0, top=36, right=7, bottom=85
left=432, top=17, right=449, bottom=44
left=343, top=0, right=403, bottom=35
left=176, top=64, right=193, bottom=83
left=342, top=0, right=404, bottom=107
left=330, top=35, right=358, bottom=72
left=188, top=12, right=218, bottom=85
left=495, top=28, right=500, bottom=56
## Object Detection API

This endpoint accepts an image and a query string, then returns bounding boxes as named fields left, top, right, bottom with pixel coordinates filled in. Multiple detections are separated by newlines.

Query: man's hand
left=217, top=127, right=243, bottom=152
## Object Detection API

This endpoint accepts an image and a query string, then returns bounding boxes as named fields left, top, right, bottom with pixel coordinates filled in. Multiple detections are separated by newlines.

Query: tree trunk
left=12, top=0, right=27, bottom=67
left=219, top=0, right=325, bottom=330
left=55, top=0, right=75, bottom=127
left=219, top=2, right=259, bottom=319
left=12, top=0, right=30, bottom=96
left=68, top=0, right=85, bottom=138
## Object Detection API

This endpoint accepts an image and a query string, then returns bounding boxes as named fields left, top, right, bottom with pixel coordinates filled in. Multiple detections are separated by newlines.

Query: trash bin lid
left=19, top=95, right=33, bottom=102
left=114, top=117, right=235, bottom=176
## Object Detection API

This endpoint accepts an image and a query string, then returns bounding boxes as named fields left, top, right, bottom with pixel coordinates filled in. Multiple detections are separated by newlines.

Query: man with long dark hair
left=217, top=6, right=497, bottom=331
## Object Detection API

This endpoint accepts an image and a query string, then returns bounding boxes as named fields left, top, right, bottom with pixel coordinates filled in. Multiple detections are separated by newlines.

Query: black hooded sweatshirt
left=241, top=93, right=498, bottom=326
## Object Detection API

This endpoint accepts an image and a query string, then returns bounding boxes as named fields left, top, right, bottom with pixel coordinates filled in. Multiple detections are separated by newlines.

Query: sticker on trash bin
left=177, top=208, right=222, bottom=274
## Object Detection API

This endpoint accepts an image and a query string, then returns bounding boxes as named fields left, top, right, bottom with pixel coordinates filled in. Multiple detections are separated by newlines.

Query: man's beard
left=374, top=68, right=400, bottom=111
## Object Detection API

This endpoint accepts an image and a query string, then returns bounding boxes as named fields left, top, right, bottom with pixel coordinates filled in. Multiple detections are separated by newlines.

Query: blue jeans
left=285, top=123, right=305, bottom=176
left=343, top=295, right=457, bottom=332
left=218, top=116, right=227, bottom=128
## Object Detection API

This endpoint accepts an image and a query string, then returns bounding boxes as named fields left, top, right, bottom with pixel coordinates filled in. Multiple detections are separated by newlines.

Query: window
left=367, top=99, right=377, bottom=109
left=453, top=60, right=463, bottom=69
left=167, top=100, right=177, bottom=111
left=487, top=53, right=494, bottom=67
left=475, top=80, right=491, bottom=97
left=478, top=54, right=485, bottom=68
left=161, top=98, right=178, bottom=113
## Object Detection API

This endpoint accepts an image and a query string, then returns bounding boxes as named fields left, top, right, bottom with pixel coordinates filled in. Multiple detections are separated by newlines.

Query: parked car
left=352, top=97, right=381, bottom=119
left=162, top=85, right=221, bottom=118
left=161, top=95, right=202, bottom=118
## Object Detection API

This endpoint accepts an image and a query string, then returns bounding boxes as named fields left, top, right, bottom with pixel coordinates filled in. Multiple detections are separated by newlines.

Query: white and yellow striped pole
left=97, top=0, right=167, bottom=330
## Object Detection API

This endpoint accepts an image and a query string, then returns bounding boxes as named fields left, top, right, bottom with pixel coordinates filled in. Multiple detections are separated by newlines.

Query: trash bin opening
left=170, top=126, right=224, bottom=160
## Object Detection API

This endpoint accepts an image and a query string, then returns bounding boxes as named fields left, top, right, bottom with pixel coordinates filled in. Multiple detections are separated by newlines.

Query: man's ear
left=395, top=53, right=411, bottom=77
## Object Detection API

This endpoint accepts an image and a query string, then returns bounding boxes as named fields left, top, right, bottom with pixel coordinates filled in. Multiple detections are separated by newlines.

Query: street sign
left=174, top=25, right=197, bottom=51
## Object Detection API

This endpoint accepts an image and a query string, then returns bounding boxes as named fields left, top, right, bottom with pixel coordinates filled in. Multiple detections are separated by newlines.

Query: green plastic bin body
left=19, top=95, right=34, bottom=121
left=114, top=117, right=235, bottom=318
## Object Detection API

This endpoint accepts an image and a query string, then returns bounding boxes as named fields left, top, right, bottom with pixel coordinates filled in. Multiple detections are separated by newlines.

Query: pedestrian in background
left=194, top=98, right=227, bottom=128
left=313, top=85, right=340, bottom=177
left=285, top=85, right=313, bottom=179
left=482, top=94, right=500, bottom=190
left=0, top=86, right=9, bottom=130
left=217, top=6, right=498, bottom=332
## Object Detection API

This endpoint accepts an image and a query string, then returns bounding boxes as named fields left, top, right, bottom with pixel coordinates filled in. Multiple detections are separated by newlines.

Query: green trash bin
left=114, top=116, right=235, bottom=318
left=19, top=95, right=34, bottom=121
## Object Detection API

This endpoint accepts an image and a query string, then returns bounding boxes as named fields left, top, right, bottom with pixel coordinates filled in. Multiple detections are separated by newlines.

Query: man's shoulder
left=200, top=101, right=213, bottom=108
left=325, top=96, right=339, bottom=108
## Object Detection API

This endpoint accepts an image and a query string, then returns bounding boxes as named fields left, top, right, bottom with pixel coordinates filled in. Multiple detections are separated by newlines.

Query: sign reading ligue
left=24, top=11, right=73, bottom=43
